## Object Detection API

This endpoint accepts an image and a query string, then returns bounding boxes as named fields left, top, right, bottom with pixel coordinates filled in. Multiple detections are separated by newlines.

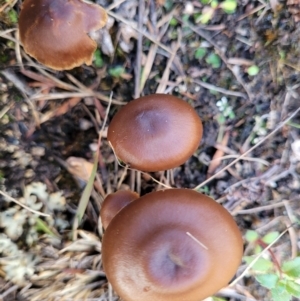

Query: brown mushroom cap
left=18, top=0, right=107, bottom=70
left=107, top=94, right=203, bottom=172
left=100, top=190, right=139, bottom=230
left=102, top=189, right=243, bottom=301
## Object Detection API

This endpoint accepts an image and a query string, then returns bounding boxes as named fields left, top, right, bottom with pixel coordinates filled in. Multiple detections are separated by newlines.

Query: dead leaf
left=66, top=157, right=94, bottom=182
left=40, top=97, right=81, bottom=124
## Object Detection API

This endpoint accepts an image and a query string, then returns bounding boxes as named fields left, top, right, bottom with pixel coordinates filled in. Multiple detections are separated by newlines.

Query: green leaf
left=286, top=280, right=300, bottom=298
left=256, top=274, right=279, bottom=289
left=170, top=17, right=178, bottom=26
left=200, top=0, right=211, bottom=4
left=163, top=0, right=174, bottom=11
left=262, top=231, right=280, bottom=244
left=271, top=288, right=291, bottom=301
left=254, top=244, right=262, bottom=254
left=282, top=257, right=300, bottom=278
left=108, top=66, right=125, bottom=78
left=8, top=9, right=18, bottom=24
left=35, top=217, right=58, bottom=237
left=220, top=0, right=237, bottom=13
left=197, top=9, right=214, bottom=24
left=94, top=49, right=104, bottom=68
left=211, top=0, right=219, bottom=8
left=245, top=230, right=259, bottom=242
left=243, top=256, right=273, bottom=272
left=247, top=65, right=260, bottom=76
left=206, top=53, right=221, bottom=68
left=271, top=280, right=291, bottom=301
left=195, top=48, right=207, bottom=60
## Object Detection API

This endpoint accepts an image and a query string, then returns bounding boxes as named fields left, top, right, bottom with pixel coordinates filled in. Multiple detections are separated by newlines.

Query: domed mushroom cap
left=18, top=0, right=107, bottom=70
left=100, top=190, right=139, bottom=230
left=107, top=94, right=203, bottom=172
left=102, top=189, right=243, bottom=301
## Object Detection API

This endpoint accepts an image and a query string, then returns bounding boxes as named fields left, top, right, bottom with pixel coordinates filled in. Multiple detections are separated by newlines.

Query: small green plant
left=247, top=65, right=260, bottom=76
left=7, top=9, right=18, bottom=24
left=251, top=115, right=268, bottom=144
left=197, top=185, right=210, bottom=195
left=194, top=47, right=207, bottom=60
left=108, top=66, right=125, bottom=78
left=205, top=52, right=221, bottom=68
left=216, top=97, right=235, bottom=123
left=195, top=0, right=237, bottom=24
left=94, top=49, right=104, bottom=68
left=244, top=230, right=300, bottom=301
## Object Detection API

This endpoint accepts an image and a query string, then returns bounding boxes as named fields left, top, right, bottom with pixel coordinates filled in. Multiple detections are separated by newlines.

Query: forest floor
left=0, top=0, right=300, bottom=300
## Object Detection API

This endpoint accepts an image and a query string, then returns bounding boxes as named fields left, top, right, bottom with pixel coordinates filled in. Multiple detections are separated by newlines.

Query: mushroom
left=102, top=189, right=243, bottom=301
left=100, top=190, right=139, bottom=230
left=107, top=94, right=203, bottom=172
left=18, top=0, right=107, bottom=70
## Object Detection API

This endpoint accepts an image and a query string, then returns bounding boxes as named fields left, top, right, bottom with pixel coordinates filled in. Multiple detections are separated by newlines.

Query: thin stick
left=134, top=0, right=144, bottom=98
left=233, top=201, right=288, bottom=215
left=209, top=154, right=270, bottom=166
left=72, top=93, right=113, bottom=239
left=192, top=79, right=247, bottom=99
left=156, top=30, right=181, bottom=93
left=194, top=107, right=300, bottom=190
left=0, top=190, right=50, bottom=217
left=30, top=91, right=124, bottom=105
left=186, top=232, right=208, bottom=250
left=106, top=0, right=127, bottom=11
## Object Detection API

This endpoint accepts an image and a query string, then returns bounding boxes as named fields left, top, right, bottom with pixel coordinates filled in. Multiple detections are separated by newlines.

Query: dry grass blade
left=71, top=148, right=98, bottom=241
left=140, top=44, right=158, bottom=92
left=194, top=107, right=300, bottom=190
left=134, top=0, right=144, bottom=98
left=72, top=94, right=113, bottom=239
left=0, top=102, right=14, bottom=119
left=156, top=31, right=181, bottom=93
left=0, top=28, right=17, bottom=38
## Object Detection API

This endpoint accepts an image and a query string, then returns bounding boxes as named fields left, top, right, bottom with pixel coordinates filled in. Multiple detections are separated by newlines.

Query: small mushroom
left=18, top=0, right=107, bottom=70
left=100, top=190, right=139, bottom=230
left=107, top=94, right=203, bottom=172
left=102, top=189, right=243, bottom=301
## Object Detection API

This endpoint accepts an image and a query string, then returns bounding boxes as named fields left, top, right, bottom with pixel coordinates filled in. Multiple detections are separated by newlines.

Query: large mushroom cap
left=18, top=0, right=107, bottom=70
left=102, top=189, right=243, bottom=301
left=107, top=94, right=203, bottom=172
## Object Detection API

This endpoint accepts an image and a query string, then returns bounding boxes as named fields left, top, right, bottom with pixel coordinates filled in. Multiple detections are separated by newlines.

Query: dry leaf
left=66, top=157, right=94, bottom=182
